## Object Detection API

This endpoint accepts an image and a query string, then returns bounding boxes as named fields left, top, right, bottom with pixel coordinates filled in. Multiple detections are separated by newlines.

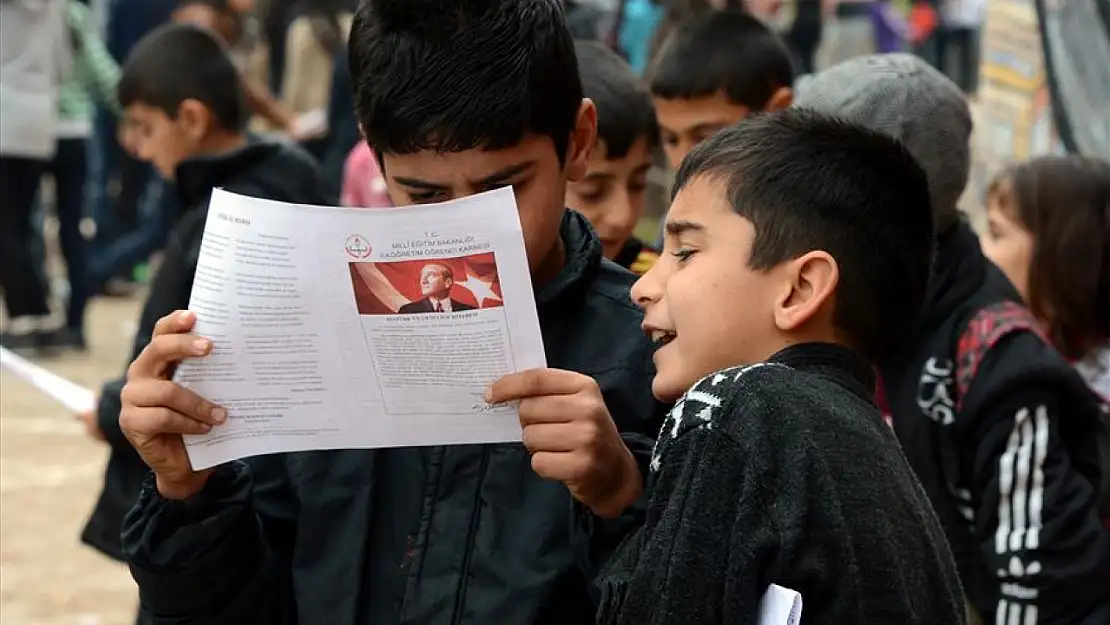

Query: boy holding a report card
left=116, top=0, right=667, bottom=623
left=596, top=110, right=968, bottom=625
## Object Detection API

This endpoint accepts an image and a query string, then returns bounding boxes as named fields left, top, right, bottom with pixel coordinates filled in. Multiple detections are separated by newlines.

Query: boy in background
left=797, top=53, right=1110, bottom=625
left=601, top=109, right=966, bottom=624
left=568, top=41, right=660, bottom=274
left=648, top=10, right=794, bottom=169
left=113, top=1, right=667, bottom=622
left=77, top=23, right=333, bottom=599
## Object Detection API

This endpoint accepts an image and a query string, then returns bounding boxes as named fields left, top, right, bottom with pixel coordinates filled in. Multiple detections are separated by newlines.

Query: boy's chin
left=651, top=374, right=690, bottom=404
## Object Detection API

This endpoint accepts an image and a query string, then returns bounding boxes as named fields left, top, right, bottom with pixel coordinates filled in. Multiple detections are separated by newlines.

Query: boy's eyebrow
left=665, top=220, right=705, bottom=236
left=393, top=176, right=450, bottom=191
left=393, top=161, right=536, bottom=191
left=472, top=161, right=536, bottom=186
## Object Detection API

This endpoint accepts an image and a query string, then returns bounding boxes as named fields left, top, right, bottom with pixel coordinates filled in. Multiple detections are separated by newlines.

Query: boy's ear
left=177, top=98, right=213, bottom=142
left=773, top=250, right=838, bottom=332
left=565, top=98, right=598, bottom=183
left=765, top=86, right=793, bottom=112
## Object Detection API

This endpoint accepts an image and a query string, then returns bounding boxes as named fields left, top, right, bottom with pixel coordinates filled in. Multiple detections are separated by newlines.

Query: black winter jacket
left=120, top=209, right=669, bottom=625
left=597, top=343, right=967, bottom=625
left=878, top=222, right=1110, bottom=625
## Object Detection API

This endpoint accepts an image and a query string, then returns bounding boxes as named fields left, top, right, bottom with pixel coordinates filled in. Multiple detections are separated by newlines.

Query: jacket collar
left=173, top=137, right=280, bottom=208
left=769, top=342, right=877, bottom=403
left=533, top=209, right=604, bottom=309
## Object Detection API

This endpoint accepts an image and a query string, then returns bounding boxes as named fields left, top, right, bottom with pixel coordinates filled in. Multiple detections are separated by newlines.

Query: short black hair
left=348, top=0, right=582, bottom=163
left=674, top=109, right=935, bottom=359
left=649, top=10, right=794, bottom=110
left=575, top=40, right=659, bottom=159
left=118, top=23, right=248, bottom=132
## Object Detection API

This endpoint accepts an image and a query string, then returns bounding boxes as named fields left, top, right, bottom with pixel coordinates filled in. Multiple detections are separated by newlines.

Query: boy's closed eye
left=671, top=247, right=697, bottom=263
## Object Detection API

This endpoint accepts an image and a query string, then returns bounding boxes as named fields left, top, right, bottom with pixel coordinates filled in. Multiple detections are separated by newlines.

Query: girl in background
left=982, top=155, right=1110, bottom=398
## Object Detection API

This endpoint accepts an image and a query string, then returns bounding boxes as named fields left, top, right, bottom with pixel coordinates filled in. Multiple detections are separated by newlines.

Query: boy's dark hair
left=348, top=0, right=583, bottom=163
left=575, top=40, right=659, bottom=159
left=674, top=109, right=935, bottom=359
left=649, top=10, right=794, bottom=110
left=118, top=23, right=248, bottom=132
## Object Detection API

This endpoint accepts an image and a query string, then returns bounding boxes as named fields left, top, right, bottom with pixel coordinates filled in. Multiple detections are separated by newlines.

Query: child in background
left=648, top=10, right=794, bottom=169
left=797, top=53, right=1110, bottom=625
left=568, top=41, right=659, bottom=273
left=599, top=109, right=966, bottom=624
left=78, top=22, right=332, bottom=597
left=340, top=141, right=392, bottom=207
left=982, top=155, right=1110, bottom=399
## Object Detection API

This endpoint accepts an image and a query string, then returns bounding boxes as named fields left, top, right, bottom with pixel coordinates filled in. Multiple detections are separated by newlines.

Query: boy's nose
left=630, top=269, right=661, bottom=310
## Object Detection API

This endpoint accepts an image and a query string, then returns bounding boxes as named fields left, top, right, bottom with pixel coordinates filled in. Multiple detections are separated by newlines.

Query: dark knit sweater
left=596, top=343, right=967, bottom=625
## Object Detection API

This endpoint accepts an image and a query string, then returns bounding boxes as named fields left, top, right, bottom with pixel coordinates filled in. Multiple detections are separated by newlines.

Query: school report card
left=177, top=188, right=547, bottom=469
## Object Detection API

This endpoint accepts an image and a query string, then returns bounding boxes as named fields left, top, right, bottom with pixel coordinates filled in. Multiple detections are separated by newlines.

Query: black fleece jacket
left=597, top=343, right=967, bottom=625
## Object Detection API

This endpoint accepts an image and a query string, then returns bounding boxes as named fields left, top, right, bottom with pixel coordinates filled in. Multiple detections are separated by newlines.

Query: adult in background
left=0, top=0, right=70, bottom=349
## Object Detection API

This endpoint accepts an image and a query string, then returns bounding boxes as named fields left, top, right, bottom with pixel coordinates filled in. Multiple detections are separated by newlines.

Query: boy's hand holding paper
left=120, top=310, right=223, bottom=500
left=119, top=188, right=547, bottom=474
left=487, top=369, right=642, bottom=519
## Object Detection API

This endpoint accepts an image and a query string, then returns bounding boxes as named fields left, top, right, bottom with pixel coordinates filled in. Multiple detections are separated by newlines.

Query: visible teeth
left=650, top=330, right=675, bottom=344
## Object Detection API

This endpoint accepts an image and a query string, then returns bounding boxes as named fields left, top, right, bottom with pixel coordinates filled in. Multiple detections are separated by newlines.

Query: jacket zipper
left=451, top=447, right=491, bottom=625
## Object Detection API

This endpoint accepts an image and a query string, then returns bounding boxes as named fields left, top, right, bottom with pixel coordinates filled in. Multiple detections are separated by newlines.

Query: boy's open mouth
left=649, top=330, right=676, bottom=346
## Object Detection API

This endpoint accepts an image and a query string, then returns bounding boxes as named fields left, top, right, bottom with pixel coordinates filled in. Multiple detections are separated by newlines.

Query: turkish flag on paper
left=349, top=252, right=504, bottom=315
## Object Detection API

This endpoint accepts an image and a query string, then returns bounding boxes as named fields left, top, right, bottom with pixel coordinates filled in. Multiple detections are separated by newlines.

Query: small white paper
left=0, top=346, right=97, bottom=414
left=758, top=584, right=803, bottom=625
left=178, top=187, right=547, bottom=469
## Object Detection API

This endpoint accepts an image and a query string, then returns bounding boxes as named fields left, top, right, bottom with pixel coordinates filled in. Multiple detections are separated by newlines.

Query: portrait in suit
left=398, top=263, right=477, bottom=314
left=348, top=252, right=503, bottom=316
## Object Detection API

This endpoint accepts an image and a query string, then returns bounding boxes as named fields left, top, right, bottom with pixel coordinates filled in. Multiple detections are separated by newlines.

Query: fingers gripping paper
left=177, top=188, right=547, bottom=469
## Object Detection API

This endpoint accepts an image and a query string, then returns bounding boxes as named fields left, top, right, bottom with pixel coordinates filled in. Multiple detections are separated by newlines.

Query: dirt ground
left=1, top=295, right=143, bottom=625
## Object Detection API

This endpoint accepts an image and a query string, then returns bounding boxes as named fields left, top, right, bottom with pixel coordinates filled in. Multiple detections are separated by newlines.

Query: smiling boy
left=113, top=1, right=667, bottom=623
left=597, top=110, right=967, bottom=624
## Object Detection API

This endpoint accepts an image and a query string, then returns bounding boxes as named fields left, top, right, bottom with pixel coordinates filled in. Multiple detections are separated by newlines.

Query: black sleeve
left=968, top=384, right=1110, bottom=625
left=573, top=356, right=672, bottom=584
left=571, top=431, right=653, bottom=583
left=123, top=458, right=299, bottom=624
left=596, top=423, right=775, bottom=625
left=596, top=371, right=787, bottom=625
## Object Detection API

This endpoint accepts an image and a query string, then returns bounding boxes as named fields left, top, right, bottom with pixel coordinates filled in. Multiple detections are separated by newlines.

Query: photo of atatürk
left=398, top=263, right=477, bottom=314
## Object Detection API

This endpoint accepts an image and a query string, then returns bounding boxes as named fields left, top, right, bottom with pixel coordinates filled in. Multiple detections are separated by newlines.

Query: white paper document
left=758, top=584, right=803, bottom=625
left=0, top=346, right=97, bottom=414
left=177, top=188, right=547, bottom=469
